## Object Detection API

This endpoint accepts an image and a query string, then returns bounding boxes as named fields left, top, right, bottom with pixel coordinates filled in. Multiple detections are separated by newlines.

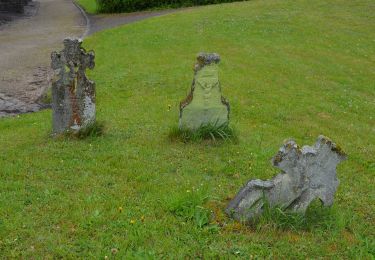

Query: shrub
left=96, top=0, right=246, bottom=13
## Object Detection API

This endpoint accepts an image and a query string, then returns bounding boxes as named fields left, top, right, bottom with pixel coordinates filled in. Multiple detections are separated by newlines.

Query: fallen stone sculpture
left=51, top=38, right=95, bottom=135
left=226, top=135, right=347, bottom=221
left=179, top=52, right=230, bottom=130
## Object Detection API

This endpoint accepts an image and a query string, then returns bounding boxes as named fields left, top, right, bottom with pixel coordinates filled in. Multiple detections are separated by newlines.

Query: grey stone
left=226, top=135, right=347, bottom=221
left=51, top=38, right=95, bottom=135
left=0, top=93, right=41, bottom=117
left=179, top=52, right=230, bottom=130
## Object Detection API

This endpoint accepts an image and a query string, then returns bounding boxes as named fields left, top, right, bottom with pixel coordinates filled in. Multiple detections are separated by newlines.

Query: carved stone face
left=195, top=65, right=219, bottom=92
left=179, top=53, right=229, bottom=130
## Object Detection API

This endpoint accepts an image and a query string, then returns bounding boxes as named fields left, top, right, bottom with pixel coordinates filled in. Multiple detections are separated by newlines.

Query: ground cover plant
left=0, top=0, right=374, bottom=258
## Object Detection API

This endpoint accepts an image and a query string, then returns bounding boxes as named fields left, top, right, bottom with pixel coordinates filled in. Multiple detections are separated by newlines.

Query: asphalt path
left=0, top=0, right=182, bottom=117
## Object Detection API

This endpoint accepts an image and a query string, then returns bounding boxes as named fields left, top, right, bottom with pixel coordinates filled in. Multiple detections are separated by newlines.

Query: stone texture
left=0, top=93, right=41, bottom=117
left=226, top=135, right=347, bottom=221
left=51, top=38, right=95, bottom=135
left=179, top=53, right=230, bottom=130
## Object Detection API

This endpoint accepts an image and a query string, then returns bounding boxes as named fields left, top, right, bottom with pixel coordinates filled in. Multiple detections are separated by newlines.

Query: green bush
left=96, top=0, right=246, bottom=13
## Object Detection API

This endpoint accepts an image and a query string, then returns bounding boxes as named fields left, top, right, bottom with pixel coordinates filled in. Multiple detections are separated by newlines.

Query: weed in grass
left=167, top=188, right=212, bottom=228
left=169, top=123, right=238, bottom=143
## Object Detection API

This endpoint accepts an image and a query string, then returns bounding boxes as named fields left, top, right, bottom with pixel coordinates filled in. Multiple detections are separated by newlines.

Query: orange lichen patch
left=320, top=136, right=347, bottom=157
left=69, top=81, right=82, bottom=126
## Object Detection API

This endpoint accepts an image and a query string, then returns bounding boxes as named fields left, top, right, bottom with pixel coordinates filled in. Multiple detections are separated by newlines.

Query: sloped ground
left=0, top=0, right=374, bottom=258
left=0, top=0, right=181, bottom=117
left=0, top=0, right=85, bottom=117
left=87, top=9, right=180, bottom=36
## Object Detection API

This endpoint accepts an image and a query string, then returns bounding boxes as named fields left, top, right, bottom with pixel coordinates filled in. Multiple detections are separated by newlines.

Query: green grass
left=76, top=0, right=97, bottom=14
left=169, top=123, right=238, bottom=143
left=1, top=0, right=375, bottom=258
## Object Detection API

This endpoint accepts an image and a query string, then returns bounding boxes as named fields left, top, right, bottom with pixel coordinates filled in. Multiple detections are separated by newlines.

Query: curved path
left=0, top=0, right=85, bottom=117
left=0, top=0, right=181, bottom=117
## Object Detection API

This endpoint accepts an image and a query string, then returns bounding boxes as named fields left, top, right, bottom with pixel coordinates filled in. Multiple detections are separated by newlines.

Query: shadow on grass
left=52, top=121, right=106, bottom=140
left=168, top=123, right=238, bottom=144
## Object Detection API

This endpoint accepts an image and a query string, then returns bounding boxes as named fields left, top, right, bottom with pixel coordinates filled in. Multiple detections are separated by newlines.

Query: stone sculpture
left=226, top=135, right=347, bottom=221
left=51, top=38, right=95, bottom=135
left=179, top=53, right=230, bottom=130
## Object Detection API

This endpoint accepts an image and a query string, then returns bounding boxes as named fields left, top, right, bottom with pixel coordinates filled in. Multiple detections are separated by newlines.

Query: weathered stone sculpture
left=226, top=135, right=347, bottom=221
left=51, top=38, right=95, bottom=135
left=179, top=53, right=230, bottom=130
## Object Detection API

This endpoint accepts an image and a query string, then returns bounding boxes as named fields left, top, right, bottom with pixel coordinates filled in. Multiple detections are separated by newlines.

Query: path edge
left=72, top=0, right=90, bottom=39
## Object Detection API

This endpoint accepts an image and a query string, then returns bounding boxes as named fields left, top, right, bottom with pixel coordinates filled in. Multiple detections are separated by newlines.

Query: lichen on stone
left=179, top=52, right=230, bottom=130
left=226, top=135, right=347, bottom=222
left=50, top=38, right=96, bottom=135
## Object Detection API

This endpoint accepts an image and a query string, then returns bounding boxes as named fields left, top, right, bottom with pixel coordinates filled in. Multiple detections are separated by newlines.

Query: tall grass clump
left=169, top=123, right=238, bottom=143
left=251, top=199, right=348, bottom=233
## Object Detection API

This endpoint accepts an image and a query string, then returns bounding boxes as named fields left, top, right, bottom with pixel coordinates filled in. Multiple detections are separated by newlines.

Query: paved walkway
left=0, top=0, right=85, bottom=117
left=0, top=0, right=182, bottom=117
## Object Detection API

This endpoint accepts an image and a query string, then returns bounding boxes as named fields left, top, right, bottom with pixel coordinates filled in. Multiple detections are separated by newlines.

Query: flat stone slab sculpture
left=179, top=53, right=230, bottom=130
left=226, top=135, right=347, bottom=222
left=51, top=38, right=95, bottom=135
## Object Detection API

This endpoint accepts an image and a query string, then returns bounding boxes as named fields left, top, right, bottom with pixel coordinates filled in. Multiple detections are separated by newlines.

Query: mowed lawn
left=76, top=0, right=97, bottom=14
left=1, top=0, right=374, bottom=258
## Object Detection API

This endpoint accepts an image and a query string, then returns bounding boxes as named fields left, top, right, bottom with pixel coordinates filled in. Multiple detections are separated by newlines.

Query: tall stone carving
left=179, top=53, right=230, bottom=130
left=51, top=38, right=95, bottom=135
left=226, top=135, right=347, bottom=222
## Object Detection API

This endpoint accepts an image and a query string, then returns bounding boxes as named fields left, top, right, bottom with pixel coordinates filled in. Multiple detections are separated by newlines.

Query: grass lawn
left=76, top=0, right=97, bottom=14
left=1, top=0, right=374, bottom=258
